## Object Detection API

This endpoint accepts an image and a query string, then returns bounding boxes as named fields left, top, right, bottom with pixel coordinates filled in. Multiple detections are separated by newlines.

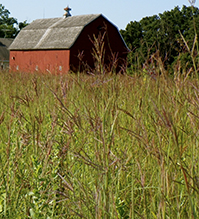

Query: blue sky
left=1, top=0, right=198, bottom=30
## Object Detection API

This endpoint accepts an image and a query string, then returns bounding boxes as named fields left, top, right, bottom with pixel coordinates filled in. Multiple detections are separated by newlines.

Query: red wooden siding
left=10, top=50, right=70, bottom=73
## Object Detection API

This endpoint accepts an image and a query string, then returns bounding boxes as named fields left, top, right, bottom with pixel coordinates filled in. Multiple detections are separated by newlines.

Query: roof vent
left=64, top=6, right=72, bottom=18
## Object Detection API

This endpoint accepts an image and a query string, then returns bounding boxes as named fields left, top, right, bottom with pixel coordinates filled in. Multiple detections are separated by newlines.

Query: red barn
left=9, top=13, right=128, bottom=73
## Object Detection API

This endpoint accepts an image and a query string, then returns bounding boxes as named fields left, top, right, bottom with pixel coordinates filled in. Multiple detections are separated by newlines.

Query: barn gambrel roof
left=9, top=14, right=108, bottom=50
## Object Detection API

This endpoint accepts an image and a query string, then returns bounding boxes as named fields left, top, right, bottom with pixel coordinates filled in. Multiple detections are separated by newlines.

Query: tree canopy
left=0, top=4, right=28, bottom=38
left=120, top=5, right=199, bottom=72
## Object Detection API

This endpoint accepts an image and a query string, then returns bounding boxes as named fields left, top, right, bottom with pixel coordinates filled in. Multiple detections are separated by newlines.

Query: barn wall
left=9, top=50, right=70, bottom=73
left=70, top=16, right=128, bottom=72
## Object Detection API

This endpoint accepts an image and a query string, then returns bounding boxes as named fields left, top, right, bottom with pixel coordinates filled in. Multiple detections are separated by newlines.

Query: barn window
left=59, top=66, right=62, bottom=71
left=35, top=65, right=38, bottom=71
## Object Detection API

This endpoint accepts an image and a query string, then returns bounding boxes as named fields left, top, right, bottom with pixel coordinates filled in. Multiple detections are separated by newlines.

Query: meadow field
left=0, top=69, right=199, bottom=218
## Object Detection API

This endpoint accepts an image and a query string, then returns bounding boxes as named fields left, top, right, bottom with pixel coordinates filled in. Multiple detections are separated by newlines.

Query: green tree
left=120, top=21, right=143, bottom=68
left=139, top=15, right=160, bottom=61
left=18, top=20, right=29, bottom=30
left=120, top=5, right=199, bottom=72
left=0, top=4, right=18, bottom=38
left=157, top=6, right=185, bottom=65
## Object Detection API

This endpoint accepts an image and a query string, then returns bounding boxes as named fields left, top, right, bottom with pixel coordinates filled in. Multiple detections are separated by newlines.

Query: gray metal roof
left=9, top=14, right=102, bottom=50
left=0, top=38, right=13, bottom=60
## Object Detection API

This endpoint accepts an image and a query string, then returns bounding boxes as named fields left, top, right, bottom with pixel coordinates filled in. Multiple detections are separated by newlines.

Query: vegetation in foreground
left=0, top=70, right=199, bottom=218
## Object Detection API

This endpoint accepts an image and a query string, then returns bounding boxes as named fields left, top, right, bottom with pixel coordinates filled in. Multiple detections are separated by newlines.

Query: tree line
left=120, top=5, right=199, bottom=72
left=0, top=4, right=28, bottom=38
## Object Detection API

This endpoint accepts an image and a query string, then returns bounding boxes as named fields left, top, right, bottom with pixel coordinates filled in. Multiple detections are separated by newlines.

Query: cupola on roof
left=64, top=6, right=72, bottom=18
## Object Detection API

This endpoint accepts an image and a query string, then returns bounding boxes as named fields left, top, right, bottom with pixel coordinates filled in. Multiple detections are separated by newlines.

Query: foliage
left=0, top=4, right=28, bottom=38
left=120, top=5, right=199, bottom=72
left=0, top=4, right=17, bottom=38
left=18, top=20, right=29, bottom=31
left=0, top=70, right=199, bottom=218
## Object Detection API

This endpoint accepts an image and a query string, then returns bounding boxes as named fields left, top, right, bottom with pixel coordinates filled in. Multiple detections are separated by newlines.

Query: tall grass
left=0, top=70, right=199, bottom=218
